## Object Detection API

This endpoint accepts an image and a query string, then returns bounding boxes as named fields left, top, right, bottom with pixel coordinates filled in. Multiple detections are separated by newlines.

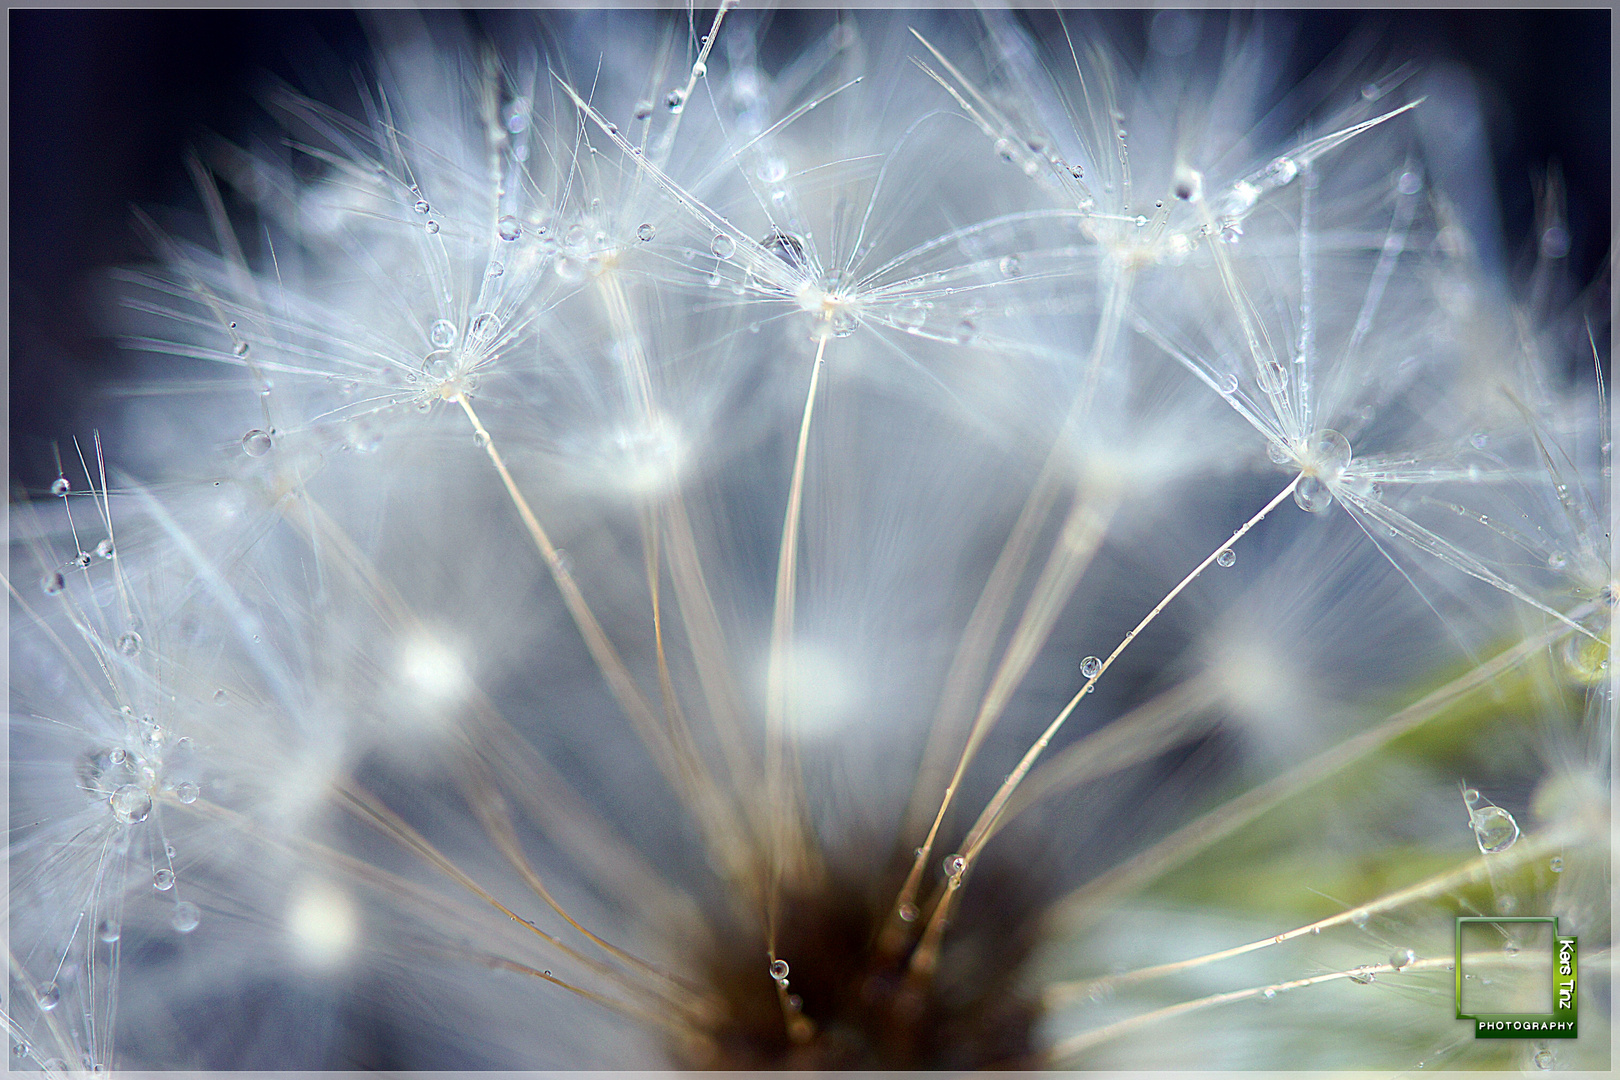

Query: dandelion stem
left=893, top=265, right=1133, bottom=935
left=1050, top=606, right=1600, bottom=924
left=891, top=494, right=1113, bottom=946
left=453, top=392, right=662, bottom=759
left=453, top=392, right=753, bottom=882
left=995, top=675, right=1223, bottom=831
left=907, top=477, right=1300, bottom=978
left=765, top=330, right=830, bottom=956
left=1045, top=954, right=1456, bottom=1064
left=1045, top=823, right=1581, bottom=1008
left=966, top=476, right=1301, bottom=862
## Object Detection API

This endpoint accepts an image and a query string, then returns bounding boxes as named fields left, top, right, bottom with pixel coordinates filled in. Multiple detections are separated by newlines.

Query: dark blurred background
left=10, top=9, right=1611, bottom=493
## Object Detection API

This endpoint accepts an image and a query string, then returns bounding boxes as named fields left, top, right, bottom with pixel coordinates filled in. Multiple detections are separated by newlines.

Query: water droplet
left=430, top=320, right=457, bottom=349
left=692, top=61, right=708, bottom=78
left=710, top=234, right=736, bottom=259
left=171, top=901, right=200, bottom=934
left=1535, top=1048, right=1555, bottom=1069
left=1390, top=947, right=1415, bottom=970
left=1294, top=476, right=1332, bottom=513
left=35, top=983, right=60, bottom=1011
left=758, top=157, right=788, bottom=184
left=241, top=429, right=272, bottom=457
left=769, top=959, right=790, bottom=980
left=826, top=308, right=860, bottom=338
left=116, top=631, right=142, bottom=657
left=1470, top=431, right=1489, bottom=450
left=73, top=550, right=91, bottom=569
left=1079, top=655, right=1102, bottom=679
left=1547, top=550, right=1568, bottom=571
left=1348, top=967, right=1375, bottom=985
left=895, top=300, right=929, bottom=332
left=760, top=229, right=805, bottom=271
left=665, top=89, right=685, bottom=112
left=498, top=216, right=522, bottom=242
left=636, top=223, right=657, bottom=242
left=469, top=313, right=502, bottom=343
left=1472, top=805, right=1519, bottom=854
left=1216, top=548, right=1236, bottom=568
left=1215, top=371, right=1238, bottom=395
left=1267, top=441, right=1292, bottom=465
left=94, top=538, right=114, bottom=560
left=1550, top=856, right=1564, bottom=873
left=487, top=261, right=504, bottom=277
left=233, top=340, right=250, bottom=357
left=1069, top=164, right=1085, bottom=179
left=1260, top=987, right=1276, bottom=1000
left=504, top=98, right=530, bottom=134
left=153, top=868, right=175, bottom=891
left=41, top=571, right=64, bottom=595
left=999, top=255, right=1022, bottom=277
left=1559, top=618, right=1609, bottom=683
left=1540, top=226, right=1571, bottom=260
left=97, top=919, right=120, bottom=943
left=1462, top=787, right=1480, bottom=806
left=1256, top=359, right=1287, bottom=394
left=953, top=317, right=978, bottom=345
left=176, top=781, right=199, bottom=804
left=898, top=902, right=918, bottom=923
left=424, top=220, right=440, bottom=235
left=1396, top=170, right=1422, bottom=196
left=109, top=784, right=151, bottom=824
left=1220, top=219, right=1243, bottom=244
left=1305, top=429, right=1351, bottom=476
left=1350, top=909, right=1369, bottom=928
left=633, top=101, right=653, bottom=120
left=1266, top=157, right=1299, bottom=186
left=50, top=477, right=70, bottom=497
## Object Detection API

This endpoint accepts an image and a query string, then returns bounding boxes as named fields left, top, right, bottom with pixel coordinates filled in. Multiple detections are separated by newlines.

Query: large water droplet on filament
left=1471, top=804, right=1519, bottom=854
left=171, top=901, right=201, bottom=933
left=242, top=429, right=273, bottom=457
left=109, top=784, right=151, bottom=824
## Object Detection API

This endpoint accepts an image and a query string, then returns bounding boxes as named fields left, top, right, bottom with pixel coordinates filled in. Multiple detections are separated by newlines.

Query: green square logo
left=1455, top=917, right=1577, bottom=1038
